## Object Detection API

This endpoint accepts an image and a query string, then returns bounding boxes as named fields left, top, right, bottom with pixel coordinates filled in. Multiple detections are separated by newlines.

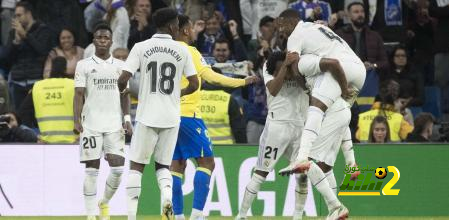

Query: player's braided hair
left=266, top=51, right=286, bottom=76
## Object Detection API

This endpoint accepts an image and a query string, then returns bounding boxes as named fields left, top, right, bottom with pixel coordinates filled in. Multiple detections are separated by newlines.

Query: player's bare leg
left=156, top=162, right=174, bottom=220
left=171, top=160, right=187, bottom=220
left=98, top=154, right=124, bottom=220
left=189, top=157, right=215, bottom=220
left=84, top=159, right=100, bottom=220
left=127, top=161, right=145, bottom=220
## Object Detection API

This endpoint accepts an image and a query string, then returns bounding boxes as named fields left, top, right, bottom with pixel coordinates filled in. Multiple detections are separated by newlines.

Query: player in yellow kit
left=171, top=15, right=257, bottom=220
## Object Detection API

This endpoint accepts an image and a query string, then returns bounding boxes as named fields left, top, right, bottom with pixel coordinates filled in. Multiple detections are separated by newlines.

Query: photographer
left=0, top=112, right=38, bottom=143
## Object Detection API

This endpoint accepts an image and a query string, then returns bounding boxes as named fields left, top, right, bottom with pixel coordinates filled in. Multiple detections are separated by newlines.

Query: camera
left=439, top=122, right=449, bottom=142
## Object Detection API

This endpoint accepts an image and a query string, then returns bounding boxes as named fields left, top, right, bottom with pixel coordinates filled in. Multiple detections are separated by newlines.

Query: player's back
left=288, top=21, right=362, bottom=64
left=125, top=34, right=194, bottom=128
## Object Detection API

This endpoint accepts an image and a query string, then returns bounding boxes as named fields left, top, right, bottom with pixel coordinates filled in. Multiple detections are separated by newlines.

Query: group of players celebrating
left=74, top=7, right=365, bottom=220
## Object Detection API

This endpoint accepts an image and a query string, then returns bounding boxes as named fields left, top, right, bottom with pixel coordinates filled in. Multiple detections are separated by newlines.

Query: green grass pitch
left=1, top=217, right=448, bottom=220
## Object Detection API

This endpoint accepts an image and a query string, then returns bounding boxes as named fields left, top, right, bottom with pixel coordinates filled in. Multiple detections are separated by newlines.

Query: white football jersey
left=263, top=63, right=308, bottom=122
left=287, top=21, right=362, bottom=64
left=123, top=34, right=196, bottom=128
left=74, top=55, right=124, bottom=132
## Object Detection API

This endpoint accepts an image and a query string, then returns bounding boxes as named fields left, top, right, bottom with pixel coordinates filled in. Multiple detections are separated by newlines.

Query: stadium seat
left=357, top=69, right=379, bottom=112
left=422, top=86, right=442, bottom=119
left=409, top=106, right=423, bottom=118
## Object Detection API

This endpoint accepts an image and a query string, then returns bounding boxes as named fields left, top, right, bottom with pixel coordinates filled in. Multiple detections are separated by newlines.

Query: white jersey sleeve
left=74, top=61, right=86, bottom=88
left=182, top=47, right=197, bottom=77
left=287, top=30, right=303, bottom=55
left=298, top=54, right=322, bottom=77
left=262, top=63, right=274, bottom=85
left=123, top=43, right=141, bottom=75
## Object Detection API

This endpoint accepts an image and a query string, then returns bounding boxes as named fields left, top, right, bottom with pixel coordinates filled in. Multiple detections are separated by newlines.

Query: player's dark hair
left=212, top=38, right=230, bottom=51
left=347, top=2, right=365, bottom=11
left=368, top=115, right=391, bottom=143
left=259, top=16, right=274, bottom=28
left=413, top=113, right=435, bottom=135
left=16, top=1, right=35, bottom=18
left=178, top=14, right=190, bottom=29
left=279, top=9, right=300, bottom=20
left=153, top=8, right=178, bottom=29
left=50, top=56, right=67, bottom=78
left=266, top=51, right=286, bottom=76
left=93, top=22, right=113, bottom=35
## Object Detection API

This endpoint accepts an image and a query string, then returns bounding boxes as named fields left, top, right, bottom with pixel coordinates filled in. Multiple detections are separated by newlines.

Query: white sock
left=294, top=174, right=308, bottom=220
left=84, top=168, right=99, bottom=216
left=239, top=173, right=266, bottom=217
left=175, top=214, right=186, bottom=220
left=156, top=168, right=173, bottom=203
left=127, top=170, right=142, bottom=219
left=308, top=162, right=340, bottom=211
left=189, top=208, right=203, bottom=219
left=296, top=106, right=324, bottom=161
left=325, top=171, right=337, bottom=195
left=102, top=166, right=123, bottom=204
left=341, top=127, right=355, bottom=166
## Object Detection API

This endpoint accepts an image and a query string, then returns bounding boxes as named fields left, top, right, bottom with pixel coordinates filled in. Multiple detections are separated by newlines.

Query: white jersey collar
left=152, top=33, right=173, bottom=39
left=92, top=54, right=114, bottom=64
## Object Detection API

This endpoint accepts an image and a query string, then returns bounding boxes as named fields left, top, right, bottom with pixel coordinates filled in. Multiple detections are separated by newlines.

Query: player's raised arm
left=318, top=58, right=350, bottom=99
left=201, top=67, right=258, bottom=87
left=265, top=52, right=296, bottom=97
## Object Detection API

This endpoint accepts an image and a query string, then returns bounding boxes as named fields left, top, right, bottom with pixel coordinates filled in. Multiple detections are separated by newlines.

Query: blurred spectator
left=112, top=47, right=129, bottom=60
left=244, top=77, right=267, bottom=145
left=406, top=112, right=435, bottom=142
left=126, top=0, right=156, bottom=49
left=356, top=79, right=414, bottom=142
left=43, top=28, right=84, bottom=79
left=84, top=0, right=130, bottom=57
left=201, top=80, right=247, bottom=144
left=368, top=115, right=391, bottom=143
left=289, top=0, right=333, bottom=23
left=395, top=90, right=414, bottom=125
left=182, top=0, right=215, bottom=22
left=247, top=16, right=275, bottom=65
left=35, top=0, right=88, bottom=47
left=0, top=75, right=9, bottom=113
left=0, top=111, right=37, bottom=142
left=211, top=38, right=248, bottom=64
left=240, top=0, right=288, bottom=40
left=336, top=2, right=389, bottom=74
left=370, top=0, right=412, bottom=44
left=429, top=0, right=449, bottom=113
left=384, top=46, right=424, bottom=107
left=18, top=56, right=76, bottom=143
left=4, top=1, right=55, bottom=108
left=195, top=11, right=224, bottom=56
left=406, top=0, right=436, bottom=83
left=1, top=0, right=20, bottom=46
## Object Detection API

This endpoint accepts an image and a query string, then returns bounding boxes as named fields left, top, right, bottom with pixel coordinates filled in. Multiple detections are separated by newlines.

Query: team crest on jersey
left=196, top=128, right=201, bottom=134
left=264, top=160, right=270, bottom=168
left=91, top=69, right=97, bottom=74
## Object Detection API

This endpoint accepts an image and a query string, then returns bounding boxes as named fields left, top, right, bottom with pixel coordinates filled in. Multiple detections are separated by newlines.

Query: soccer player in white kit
left=117, top=8, right=199, bottom=220
left=236, top=51, right=310, bottom=220
left=276, top=9, right=366, bottom=219
left=74, top=23, right=133, bottom=220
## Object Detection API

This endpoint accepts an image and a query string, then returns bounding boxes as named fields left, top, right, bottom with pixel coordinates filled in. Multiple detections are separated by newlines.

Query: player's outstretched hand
left=285, top=52, right=299, bottom=66
left=244, top=75, right=259, bottom=85
left=123, top=121, right=133, bottom=136
left=74, top=122, right=83, bottom=135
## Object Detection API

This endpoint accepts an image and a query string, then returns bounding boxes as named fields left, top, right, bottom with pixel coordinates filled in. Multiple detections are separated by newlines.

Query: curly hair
left=265, top=51, right=286, bottom=76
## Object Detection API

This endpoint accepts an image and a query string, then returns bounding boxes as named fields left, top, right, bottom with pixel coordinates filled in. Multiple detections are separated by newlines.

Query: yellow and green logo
left=338, top=166, right=400, bottom=196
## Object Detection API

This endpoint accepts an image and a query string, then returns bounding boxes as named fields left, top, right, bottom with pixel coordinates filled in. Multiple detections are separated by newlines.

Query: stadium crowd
left=0, top=0, right=448, bottom=143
